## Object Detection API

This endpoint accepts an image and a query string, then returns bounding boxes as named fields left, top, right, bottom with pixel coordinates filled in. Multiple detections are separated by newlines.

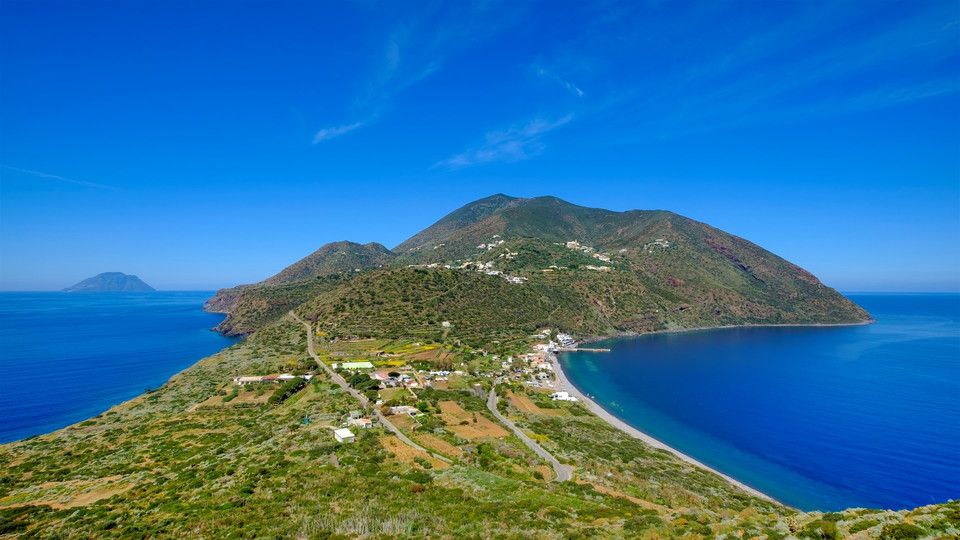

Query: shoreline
left=577, top=319, right=874, bottom=346
left=547, top=349, right=780, bottom=504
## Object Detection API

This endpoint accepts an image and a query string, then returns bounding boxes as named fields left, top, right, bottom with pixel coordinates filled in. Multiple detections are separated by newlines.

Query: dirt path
left=487, top=380, right=572, bottom=482
left=290, top=312, right=452, bottom=465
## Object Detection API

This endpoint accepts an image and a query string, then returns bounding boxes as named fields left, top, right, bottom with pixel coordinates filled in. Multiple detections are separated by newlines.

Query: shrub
left=268, top=379, right=306, bottom=405
left=879, top=523, right=924, bottom=539
left=800, top=519, right=839, bottom=540
left=849, top=519, right=880, bottom=533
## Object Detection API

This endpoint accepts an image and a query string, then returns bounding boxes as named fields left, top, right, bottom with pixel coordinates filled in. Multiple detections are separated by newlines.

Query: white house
left=340, top=361, right=374, bottom=370
left=389, top=405, right=419, bottom=416
left=550, top=391, right=578, bottom=402
left=334, top=428, right=356, bottom=443
left=347, top=417, right=373, bottom=429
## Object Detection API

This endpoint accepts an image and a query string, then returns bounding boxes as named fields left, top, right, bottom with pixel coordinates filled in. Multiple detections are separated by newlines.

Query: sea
left=0, top=292, right=238, bottom=443
left=560, top=293, right=960, bottom=511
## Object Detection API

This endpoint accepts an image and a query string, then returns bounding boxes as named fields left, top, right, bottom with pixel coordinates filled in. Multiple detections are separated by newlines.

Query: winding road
left=486, top=380, right=573, bottom=482
left=291, top=312, right=452, bottom=465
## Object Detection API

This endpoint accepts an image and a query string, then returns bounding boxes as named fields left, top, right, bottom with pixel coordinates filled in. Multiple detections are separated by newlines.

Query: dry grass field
left=507, top=391, right=564, bottom=417
left=379, top=436, right=450, bottom=470
left=438, top=401, right=508, bottom=440
left=415, top=434, right=464, bottom=459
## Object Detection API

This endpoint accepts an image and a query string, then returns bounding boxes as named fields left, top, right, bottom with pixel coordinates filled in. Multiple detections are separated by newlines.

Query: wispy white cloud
left=435, top=115, right=573, bottom=169
left=362, top=3, right=525, bottom=108
left=310, top=2, right=528, bottom=144
left=1, top=165, right=114, bottom=190
left=535, top=66, right=584, bottom=97
left=312, top=121, right=366, bottom=143
left=571, top=1, right=960, bottom=143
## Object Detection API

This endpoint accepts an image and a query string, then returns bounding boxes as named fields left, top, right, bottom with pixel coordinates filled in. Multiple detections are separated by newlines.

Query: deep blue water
left=560, top=294, right=960, bottom=511
left=0, top=292, right=238, bottom=443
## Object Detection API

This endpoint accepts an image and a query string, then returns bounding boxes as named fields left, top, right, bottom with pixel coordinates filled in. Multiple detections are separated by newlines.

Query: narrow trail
left=290, top=312, right=452, bottom=465
left=487, top=379, right=573, bottom=482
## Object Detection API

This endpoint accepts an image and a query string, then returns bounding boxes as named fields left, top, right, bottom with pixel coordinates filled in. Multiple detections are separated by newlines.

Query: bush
left=800, top=519, right=839, bottom=540
left=268, top=379, right=306, bottom=405
left=879, top=523, right=924, bottom=539
left=849, top=519, right=880, bottom=533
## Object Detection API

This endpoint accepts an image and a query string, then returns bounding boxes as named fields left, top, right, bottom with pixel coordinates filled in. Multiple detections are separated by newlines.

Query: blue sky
left=1, top=0, right=958, bottom=291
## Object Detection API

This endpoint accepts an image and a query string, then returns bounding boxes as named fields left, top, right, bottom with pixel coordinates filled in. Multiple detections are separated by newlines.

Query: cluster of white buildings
left=556, top=333, right=576, bottom=348
left=562, top=240, right=614, bottom=268
left=644, top=238, right=671, bottom=253
left=476, top=236, right=505, bottom=251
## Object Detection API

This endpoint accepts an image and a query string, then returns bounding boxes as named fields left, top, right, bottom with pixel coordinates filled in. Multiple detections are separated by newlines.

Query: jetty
left=555, top=347, right=611, bottom=352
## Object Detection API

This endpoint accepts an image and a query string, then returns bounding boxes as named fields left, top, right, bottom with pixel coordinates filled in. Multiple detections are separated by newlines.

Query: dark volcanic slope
left=63, top=272, right=155, bottom=292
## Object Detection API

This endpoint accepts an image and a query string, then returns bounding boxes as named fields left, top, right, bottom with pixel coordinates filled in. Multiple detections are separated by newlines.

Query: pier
left=555, top=347, right=611, bottom=352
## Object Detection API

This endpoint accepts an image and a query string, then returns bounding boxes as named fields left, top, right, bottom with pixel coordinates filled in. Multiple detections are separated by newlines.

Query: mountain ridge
left=206, top=194, right=869, bottom=338
left=203, top=240, right=395, bottom=323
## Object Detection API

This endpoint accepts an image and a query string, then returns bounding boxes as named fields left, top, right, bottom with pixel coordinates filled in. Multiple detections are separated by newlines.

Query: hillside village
left=407, top=235, right=631, bottom=285
left=224, top=325, right=583, bottom=448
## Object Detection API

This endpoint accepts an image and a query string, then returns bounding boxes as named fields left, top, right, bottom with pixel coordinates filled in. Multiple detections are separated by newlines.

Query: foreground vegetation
left=2, top=315, right=956, bottom=538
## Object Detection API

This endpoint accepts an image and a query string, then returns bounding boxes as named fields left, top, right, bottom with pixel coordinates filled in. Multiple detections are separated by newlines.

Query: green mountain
left=213, top=195, right=869, bottom=340
left=204, top=241, right=395, bottom=335
left=395, top=193, right=521, bottom=255
left=62, top=272, right=155, bottom=292
left=263, top=241, right=396, bottom=285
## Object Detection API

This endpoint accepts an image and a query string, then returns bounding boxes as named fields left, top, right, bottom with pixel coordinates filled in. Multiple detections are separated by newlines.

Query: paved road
left=291, top=312, right=452, bottom=465
left=486, top=380, right=573, bottom=482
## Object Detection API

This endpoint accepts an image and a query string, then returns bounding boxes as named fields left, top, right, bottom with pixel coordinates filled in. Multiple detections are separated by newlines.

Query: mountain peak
left=263, top=241, right=396, bottom=285
left=63, top=272, right=155, bottom=292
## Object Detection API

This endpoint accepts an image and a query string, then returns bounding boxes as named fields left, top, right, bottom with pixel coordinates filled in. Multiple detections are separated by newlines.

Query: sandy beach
left=548, top=351, right=778, bottom=504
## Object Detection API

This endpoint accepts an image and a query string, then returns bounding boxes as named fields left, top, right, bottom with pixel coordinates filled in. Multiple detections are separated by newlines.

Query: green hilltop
left=212, top=195, right=869, bottom=340
left=205, top=241, right=395, bottom=335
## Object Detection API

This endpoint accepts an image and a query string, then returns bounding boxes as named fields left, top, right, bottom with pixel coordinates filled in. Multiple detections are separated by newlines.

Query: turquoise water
left=0, top=292, right=238, bottom=443
left=560, top=294, right=960, bottom=511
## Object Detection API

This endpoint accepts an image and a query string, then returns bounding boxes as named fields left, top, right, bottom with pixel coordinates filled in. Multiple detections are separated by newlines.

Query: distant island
left=63, top=272, right=155, bottom=292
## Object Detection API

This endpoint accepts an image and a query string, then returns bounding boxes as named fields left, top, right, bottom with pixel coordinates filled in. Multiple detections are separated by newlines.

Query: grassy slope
left=206, top=241, right=396, bottom=335
left=212, top=276, right=346, bottom=336
left=295, top=254, right=865, bottom=357
left=1, top=316, right=956, bottom=538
